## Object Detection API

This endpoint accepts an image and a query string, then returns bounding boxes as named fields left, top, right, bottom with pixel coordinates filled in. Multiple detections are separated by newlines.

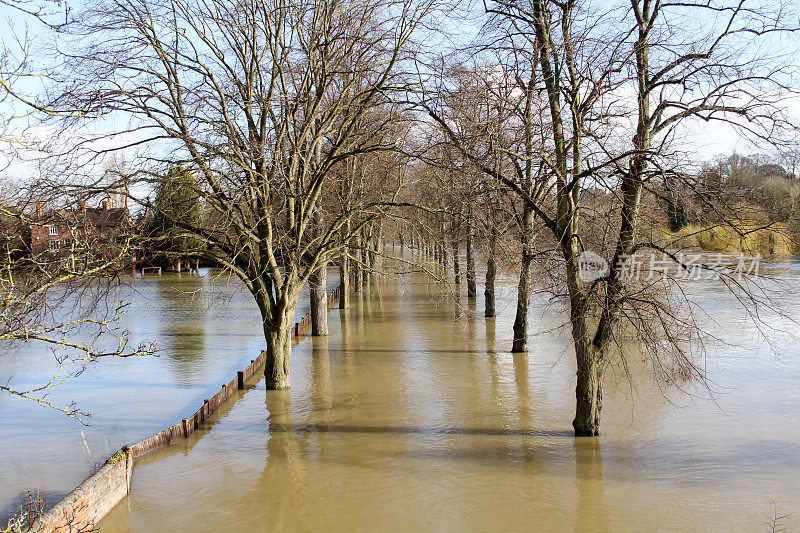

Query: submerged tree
left=427, top=59, right=550, bottom=352
left=428, top=0, right=798, bottom=435
left=57, top=0, right=436, bottom=389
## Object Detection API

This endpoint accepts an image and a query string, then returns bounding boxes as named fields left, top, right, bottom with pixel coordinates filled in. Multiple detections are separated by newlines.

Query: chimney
left=78, top=198, right=87, bottom=212
left=35, top=201, right=45, bottom=218
left=101, top=198, right=111, bottom=211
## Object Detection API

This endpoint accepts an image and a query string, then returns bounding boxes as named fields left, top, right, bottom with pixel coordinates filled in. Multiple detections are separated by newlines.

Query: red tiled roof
left=43, top=207, right=130, bottom=228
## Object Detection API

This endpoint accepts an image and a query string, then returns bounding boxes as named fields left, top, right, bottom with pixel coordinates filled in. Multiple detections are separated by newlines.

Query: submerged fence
left=31, top=285, right=344, bottom=533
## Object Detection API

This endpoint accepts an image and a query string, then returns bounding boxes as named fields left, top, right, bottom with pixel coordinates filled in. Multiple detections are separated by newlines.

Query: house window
left=48, top=225, right=58, bottom=236
left=63, top=238, right=72, bottom=248
left=48, top=239, right=60, bottom=252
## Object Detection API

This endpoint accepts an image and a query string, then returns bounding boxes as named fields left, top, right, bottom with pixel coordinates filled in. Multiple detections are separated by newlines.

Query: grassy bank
left=670, top=223, right=795, bottom=255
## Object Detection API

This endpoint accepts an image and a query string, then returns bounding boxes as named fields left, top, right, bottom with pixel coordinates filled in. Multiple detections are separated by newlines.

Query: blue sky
left=1, top=0, right=798, bottom=185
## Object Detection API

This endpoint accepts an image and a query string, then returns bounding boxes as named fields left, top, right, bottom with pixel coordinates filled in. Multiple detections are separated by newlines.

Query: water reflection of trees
left=310, top=337, right=332, bottom=417
left=154, top=275, right=207, bottom=382
left=573, top=438, right=609, bottom=532
left=250, top=276, right=587, bottom=529
left=261, top=390, right=299, bottom=530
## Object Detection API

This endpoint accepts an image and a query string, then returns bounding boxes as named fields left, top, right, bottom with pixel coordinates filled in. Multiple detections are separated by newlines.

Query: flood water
left=87, top=256, right=800, bottom=532
left=0, top=269, right=338, bottom=521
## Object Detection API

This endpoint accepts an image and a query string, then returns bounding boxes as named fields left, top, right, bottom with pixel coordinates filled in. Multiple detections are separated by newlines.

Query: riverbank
left=671, top=222, right=795, bottom=255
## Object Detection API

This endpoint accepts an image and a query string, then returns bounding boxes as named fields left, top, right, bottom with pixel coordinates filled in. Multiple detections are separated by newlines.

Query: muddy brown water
left=89, top=261, right=800, bottom=532
left=0, top=269, right=337, bottom=521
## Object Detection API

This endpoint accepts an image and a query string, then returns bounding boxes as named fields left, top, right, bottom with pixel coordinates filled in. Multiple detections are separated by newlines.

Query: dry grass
left=670, top=222, right=794, bottom=255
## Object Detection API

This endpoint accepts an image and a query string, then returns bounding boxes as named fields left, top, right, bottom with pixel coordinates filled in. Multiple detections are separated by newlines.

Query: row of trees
left=417, top=0, right=797, bottom=435
left=3, top=0, right=798, bottom=435
left=55, top=0, right=434, bottom=389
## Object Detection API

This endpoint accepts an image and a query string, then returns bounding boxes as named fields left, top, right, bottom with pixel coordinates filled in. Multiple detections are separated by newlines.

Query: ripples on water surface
left=2, top=257, right=800, bottom=531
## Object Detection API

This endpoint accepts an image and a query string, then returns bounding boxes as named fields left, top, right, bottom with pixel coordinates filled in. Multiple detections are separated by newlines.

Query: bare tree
left=427, top=58, right=552, bottom=350
left=55, top=0, right=436, bottom=389
left=426, top=0, right=797, bottom=435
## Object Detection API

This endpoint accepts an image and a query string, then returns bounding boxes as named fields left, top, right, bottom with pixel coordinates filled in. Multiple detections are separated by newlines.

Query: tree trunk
left=263, top=301, right=295, bottom=390
left=367, top=228, right=377, bottom=270
left=353, top=232, right=362, bottom=293
left=176, top=258, right=181, bottom=273
left=309, top=263, right=328, bottom=336
left=484, top=240, right=496, bottom=317
left=451, top=241, right=460, bottom=284
left=512, top=200, right=535, bottom=352
left=512, top=215, right=534, bottom=353
left=370, top=223, right=382, bottom=270
left=360, top=229, right=370, bottom=290
left=511, top=253, right=533, bottom=352
left=573, top=341, right=602, bottom=436
left=339, top=255, right=350, bottom=309
left=466, top=231, right=476, bottom=298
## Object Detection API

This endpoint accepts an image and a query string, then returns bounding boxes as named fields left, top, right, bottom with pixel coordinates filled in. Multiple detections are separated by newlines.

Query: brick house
left=31, top=199, right=134, bottom=267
